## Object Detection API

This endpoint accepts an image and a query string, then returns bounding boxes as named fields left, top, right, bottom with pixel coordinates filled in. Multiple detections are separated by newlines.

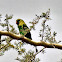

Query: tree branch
left=0, top=31, right=62, bottom=49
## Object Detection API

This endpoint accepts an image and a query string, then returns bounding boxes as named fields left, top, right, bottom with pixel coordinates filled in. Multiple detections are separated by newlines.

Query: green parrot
left=16, top=19, right=38, bottom=52
left=16, top=19, right=32, bottom=40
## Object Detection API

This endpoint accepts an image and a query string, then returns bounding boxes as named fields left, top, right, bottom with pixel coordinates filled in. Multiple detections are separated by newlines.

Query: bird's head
left=16, top=19, right=21, bottom=25
left=16, top=19, right=25, bottom=26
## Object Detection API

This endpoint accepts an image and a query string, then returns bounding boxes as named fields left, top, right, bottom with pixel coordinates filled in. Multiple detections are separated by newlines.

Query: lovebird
left=16, top=19, right=32, bottom=40
left=16, top=19, right=38, bottom=52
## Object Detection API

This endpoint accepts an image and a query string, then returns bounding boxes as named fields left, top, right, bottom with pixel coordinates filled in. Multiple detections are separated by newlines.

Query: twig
left=35, top=47, right=46, bottom=56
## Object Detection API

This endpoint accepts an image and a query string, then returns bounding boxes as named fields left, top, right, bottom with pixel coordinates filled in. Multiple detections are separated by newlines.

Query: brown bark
left=0, top=31, right=62, bottom=49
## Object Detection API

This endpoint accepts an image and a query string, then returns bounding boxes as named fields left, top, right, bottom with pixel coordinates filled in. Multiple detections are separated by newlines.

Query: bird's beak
left=16, top=21, right=17, bottom=24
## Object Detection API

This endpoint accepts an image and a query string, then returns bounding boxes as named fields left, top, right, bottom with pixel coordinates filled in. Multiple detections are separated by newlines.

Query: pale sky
left=0, top=0, right=62, bottom=62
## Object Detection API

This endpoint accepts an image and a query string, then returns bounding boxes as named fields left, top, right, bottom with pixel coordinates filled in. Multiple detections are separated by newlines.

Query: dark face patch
left=16, top=20, right=20, bottom=25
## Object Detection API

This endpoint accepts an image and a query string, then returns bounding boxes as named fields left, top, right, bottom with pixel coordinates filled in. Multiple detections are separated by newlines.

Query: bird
left=16, top=19, right=38, bottom=52
left=16, top=19, right=32, bottom=40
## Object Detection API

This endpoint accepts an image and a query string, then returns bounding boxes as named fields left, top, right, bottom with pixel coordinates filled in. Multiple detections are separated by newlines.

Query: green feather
left=16, top=19, right=32, bottom=39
